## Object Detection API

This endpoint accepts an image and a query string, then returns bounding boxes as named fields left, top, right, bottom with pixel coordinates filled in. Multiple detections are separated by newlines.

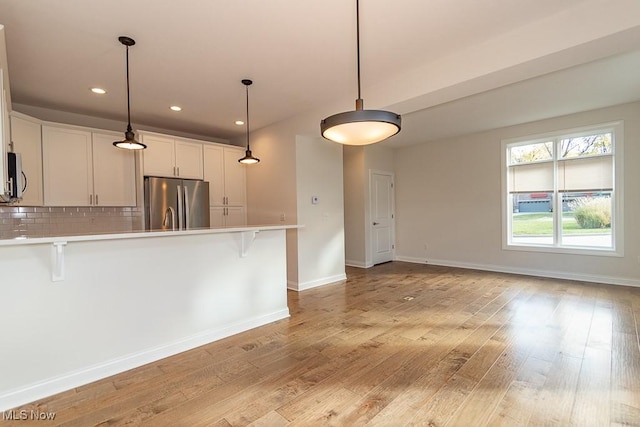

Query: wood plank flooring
left=3, top=262, right=639, bottom=426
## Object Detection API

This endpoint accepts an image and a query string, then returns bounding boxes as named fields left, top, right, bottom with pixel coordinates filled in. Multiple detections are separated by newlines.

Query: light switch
left=312, top=196, right=319, bottom=204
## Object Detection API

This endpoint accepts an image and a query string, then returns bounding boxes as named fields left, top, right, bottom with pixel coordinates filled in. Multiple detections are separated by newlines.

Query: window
left=502, top=122, right=623, bottom=256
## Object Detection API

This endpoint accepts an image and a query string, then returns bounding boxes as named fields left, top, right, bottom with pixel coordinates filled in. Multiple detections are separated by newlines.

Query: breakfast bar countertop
left=0, top=224, right=302, bottom=247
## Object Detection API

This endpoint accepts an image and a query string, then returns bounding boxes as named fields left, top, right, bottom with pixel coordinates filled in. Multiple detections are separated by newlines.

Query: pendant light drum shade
left=321, top=109, right=401, bottom=146
left=113, top=36, right=146, bottom=150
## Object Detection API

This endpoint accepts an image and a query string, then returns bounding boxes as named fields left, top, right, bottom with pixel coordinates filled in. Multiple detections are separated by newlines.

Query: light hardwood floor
left=3, top=262, right=640, bottom=426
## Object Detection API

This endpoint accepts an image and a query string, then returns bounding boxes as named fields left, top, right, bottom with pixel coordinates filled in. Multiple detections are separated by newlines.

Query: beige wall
left=394, top=101, right=640, bottom=286
left=295, top=136, right=346, bottom=290
left=343, top=144, right=395, bottom=267
left=244, top=110, right=346, bottom=289
left=343, top=146, right=366, bottom=266
left=244, top=120, right=300, bottom=285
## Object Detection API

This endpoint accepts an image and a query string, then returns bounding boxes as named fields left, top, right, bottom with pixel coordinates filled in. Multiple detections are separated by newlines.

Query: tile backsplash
left=0, top=206, right=144, bottom=239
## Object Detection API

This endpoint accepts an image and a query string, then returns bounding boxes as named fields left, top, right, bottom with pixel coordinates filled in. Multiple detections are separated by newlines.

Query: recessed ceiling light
left=91, top=87, right=106, bottom=94
left=235, top=120, right=244, bottom=125
left=170, top=105, right=182, bottom=111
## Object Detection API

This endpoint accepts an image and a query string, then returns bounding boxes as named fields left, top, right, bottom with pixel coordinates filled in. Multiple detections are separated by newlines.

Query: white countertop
left=0, top=224, right=302, bottom=247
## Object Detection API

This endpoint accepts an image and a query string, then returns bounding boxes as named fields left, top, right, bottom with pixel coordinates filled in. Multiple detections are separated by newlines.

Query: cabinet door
left=223, top=147, right=246, bottom=207
left=209, top=206, right=225, bottom=228
left=142, top=134, right=175, bottom=178
left=175, top=139, right=203, bottom=179
left=203, top=145, right=224, bottom=206
left=10, top=115, right=43, bottom=206
left=92, top=132, right=136, bottom=206
left=42, top=126, right=93, bottom=206
left=225, top=206, right=246, bottom=227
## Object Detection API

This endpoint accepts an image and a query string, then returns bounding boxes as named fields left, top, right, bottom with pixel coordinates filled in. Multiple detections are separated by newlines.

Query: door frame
left=368, top=169, right=396, bottom=266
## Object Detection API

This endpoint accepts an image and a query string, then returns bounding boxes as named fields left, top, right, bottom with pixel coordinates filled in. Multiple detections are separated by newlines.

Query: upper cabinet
left=42, top=125, right=136, bottom=206
left=204, top=145, right=246, bottom=207
left=92, top=132, right=137, bottom=206
left=140, top=132, right=203, bottom=179
left=204, top=145, right=247, bottom=226
left=10, top=113, right=43, bottom=206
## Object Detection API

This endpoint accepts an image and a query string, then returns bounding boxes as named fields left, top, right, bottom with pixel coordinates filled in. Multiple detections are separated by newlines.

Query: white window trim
left=501, top=121, right=624, bottom=257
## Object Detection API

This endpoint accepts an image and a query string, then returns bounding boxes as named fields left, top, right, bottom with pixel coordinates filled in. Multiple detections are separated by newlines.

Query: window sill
left=503, top=242, right=623, bottom=258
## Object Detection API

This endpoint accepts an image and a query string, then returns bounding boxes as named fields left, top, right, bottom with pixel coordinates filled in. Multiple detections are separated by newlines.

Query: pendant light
left=113, top=36, right=146, bottom=150
left=238, top=79, right=260, bottom=164
left=320, top=0, right=401, bottom=145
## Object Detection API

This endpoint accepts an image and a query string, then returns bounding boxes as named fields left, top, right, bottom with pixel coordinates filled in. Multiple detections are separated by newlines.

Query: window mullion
left=553, top=138, right=561, bottom=247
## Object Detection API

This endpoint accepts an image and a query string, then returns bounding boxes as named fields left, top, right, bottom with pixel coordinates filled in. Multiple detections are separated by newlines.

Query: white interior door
left=371, top=171, right=394, bottom=265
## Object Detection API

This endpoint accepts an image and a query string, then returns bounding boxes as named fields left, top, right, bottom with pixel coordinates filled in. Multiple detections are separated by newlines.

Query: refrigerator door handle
left=184, top=185, right=190, bottom=230
left=162, top=206, right=176, bottom=231
left=177, top=185, right=184, bottom=230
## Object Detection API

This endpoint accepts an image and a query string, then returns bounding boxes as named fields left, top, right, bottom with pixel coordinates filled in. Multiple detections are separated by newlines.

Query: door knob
left=373, top=222, right=379, bottom=225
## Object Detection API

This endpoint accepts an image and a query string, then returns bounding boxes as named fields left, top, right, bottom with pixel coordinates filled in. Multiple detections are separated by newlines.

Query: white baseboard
left=292, top=273, right=347, bottom=292
left=0, top=309, right=290, bottom=412
left=345, top=259, right=373, bottom=268
left=394, top=255, right=640, bottom=288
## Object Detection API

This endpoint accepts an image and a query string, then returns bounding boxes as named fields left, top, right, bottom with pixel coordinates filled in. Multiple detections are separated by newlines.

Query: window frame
left=501, top=121, right=624, bottom=257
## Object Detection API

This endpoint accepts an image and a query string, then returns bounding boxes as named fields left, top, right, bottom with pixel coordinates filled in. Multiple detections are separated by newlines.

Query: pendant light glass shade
left=321, top=0, right=401, bottom=145
left=113, top=36, right=146, bottom=150
left=238, top=79, right=260, bottom=164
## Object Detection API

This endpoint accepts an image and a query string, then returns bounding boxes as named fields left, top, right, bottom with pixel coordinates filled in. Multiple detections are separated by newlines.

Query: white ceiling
left=0, top=0, right=639, bottom=146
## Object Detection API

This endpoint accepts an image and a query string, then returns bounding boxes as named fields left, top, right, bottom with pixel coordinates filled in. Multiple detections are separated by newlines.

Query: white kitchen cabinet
left=203, top=144, right=246, bottom=218
left=42, top=126, right=93, bottom=206
left=42, top=125, right=136, bottom=206
left=10, top=113, right=43, bottom=206
left=92, top=132, right=136, bottom=206
left=209, top=205, right=246, bottom=228
left=174, top=138, right=203, bottom=179
left=141, top=132, right=203, bottom=179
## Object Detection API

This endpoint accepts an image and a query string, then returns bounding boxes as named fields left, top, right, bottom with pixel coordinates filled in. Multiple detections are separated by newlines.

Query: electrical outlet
left=280, top=213, right=286, bottom=222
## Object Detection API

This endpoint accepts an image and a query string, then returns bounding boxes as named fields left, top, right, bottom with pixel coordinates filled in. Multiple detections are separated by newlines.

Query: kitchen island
left=0, top=225, right=299, bottom=411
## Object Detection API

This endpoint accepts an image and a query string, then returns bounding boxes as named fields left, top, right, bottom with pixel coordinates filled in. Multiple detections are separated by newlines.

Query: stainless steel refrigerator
left=144, top=177, right=210, bottom=231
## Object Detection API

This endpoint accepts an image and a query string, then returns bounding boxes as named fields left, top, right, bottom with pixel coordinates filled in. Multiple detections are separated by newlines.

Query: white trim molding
left=394, top=255, right=640, bottom=288
left=345, top=259, right=374, bottom=269
left=291, top=273, right=348, bottom=292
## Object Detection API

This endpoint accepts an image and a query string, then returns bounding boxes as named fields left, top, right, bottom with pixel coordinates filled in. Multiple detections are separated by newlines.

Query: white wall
left=395, top=101, right=640, bottom=286
left=294, top=136, right=346, bottom=290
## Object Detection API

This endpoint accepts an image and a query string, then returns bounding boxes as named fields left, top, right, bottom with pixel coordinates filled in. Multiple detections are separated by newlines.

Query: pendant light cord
left=356, top=0, right=361, bottom=102
left=245, top=84, right=250, bottom=150
left=354, top=0, right=364, bottom=111
left=126, top=44, right=132, bottom=132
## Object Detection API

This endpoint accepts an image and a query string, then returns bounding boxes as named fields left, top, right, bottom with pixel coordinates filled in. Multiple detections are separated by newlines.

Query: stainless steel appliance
left=144, top=176, right=210, bottom=231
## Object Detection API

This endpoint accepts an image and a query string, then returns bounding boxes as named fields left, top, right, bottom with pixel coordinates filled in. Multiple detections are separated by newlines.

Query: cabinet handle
left=96, top=194, right=99, bottom=205
left=89, top=194, right=93, bottom=205
left=173, top=166, right=176, bottom=176
left=177, top=166, right=180, bottom=177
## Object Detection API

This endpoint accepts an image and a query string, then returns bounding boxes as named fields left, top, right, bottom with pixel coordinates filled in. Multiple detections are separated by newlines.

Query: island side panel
left=0, top=229, right=289, bottom=410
